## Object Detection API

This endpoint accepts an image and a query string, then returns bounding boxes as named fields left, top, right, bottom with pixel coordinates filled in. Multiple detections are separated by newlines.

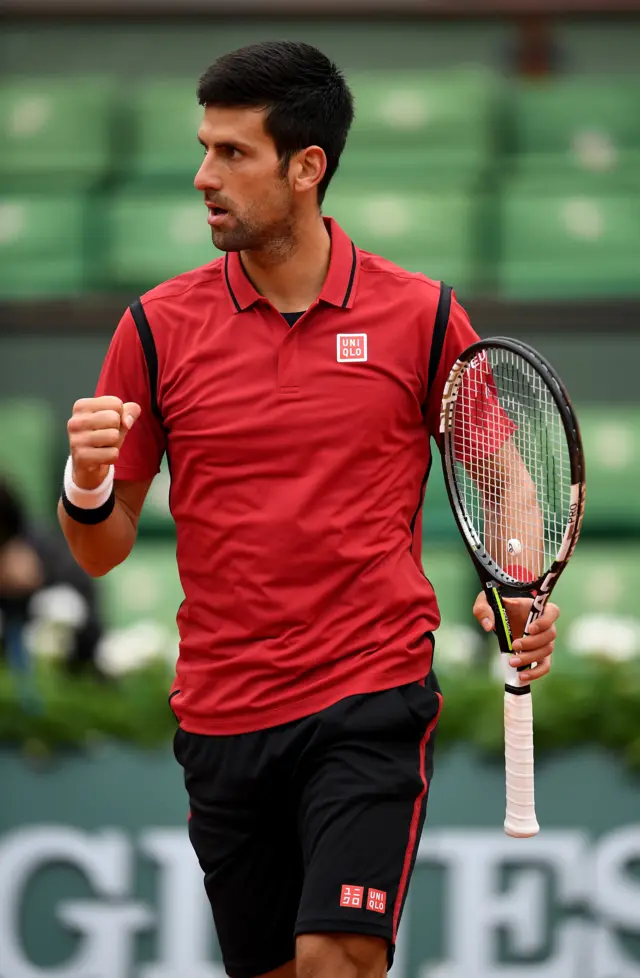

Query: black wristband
left=61, top=485, right=116, bottom=525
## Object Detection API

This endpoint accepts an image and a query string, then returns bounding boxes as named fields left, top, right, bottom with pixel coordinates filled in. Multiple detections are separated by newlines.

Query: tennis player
left=59, top=41, right=560, bottom=978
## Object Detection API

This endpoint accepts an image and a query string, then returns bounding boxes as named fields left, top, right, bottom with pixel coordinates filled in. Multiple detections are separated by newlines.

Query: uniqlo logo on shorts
left=337, top=333, right=367, bottom=362
left=367, top=888, right=387, bottom=914
left=339, top=884, right=364, bottom=908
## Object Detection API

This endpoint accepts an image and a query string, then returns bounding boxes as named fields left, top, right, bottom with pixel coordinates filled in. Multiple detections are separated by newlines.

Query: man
left=59, top=41, right=559, bottom=978
left=0, top=475, right=103, bottom=682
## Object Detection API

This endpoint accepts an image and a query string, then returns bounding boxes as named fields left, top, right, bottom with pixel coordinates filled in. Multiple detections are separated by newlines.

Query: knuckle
left=100, top=396, right=123, bottom=412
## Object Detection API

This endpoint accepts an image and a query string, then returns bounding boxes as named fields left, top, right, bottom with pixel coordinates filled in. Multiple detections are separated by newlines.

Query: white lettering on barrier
left=0, top=826, right=639, bottom=977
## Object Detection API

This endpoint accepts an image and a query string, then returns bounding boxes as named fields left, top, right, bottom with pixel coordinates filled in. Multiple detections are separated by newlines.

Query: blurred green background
left=1, top=10, right=639, bottom=673
left=1, top=7, right=640, bottom=977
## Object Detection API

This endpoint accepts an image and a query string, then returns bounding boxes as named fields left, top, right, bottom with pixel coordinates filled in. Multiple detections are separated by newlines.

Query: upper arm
left=96, top=307, right=165, bottom=481
left=115, top=477, right=155, bottom=529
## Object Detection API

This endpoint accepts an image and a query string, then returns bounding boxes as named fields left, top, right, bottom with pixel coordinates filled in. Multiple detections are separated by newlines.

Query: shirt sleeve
left=95, top=308, right=165, bottom=481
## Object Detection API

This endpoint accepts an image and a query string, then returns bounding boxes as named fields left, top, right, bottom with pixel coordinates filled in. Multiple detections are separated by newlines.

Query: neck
left=240, top=213, right=331, bottom=313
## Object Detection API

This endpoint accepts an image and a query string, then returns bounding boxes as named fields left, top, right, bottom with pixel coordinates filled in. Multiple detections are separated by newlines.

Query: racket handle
left=504, top=689, right=540, bottom=838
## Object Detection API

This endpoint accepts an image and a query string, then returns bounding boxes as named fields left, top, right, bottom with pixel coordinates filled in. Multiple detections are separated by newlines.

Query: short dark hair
left=197, top=41, right=354, bottom=205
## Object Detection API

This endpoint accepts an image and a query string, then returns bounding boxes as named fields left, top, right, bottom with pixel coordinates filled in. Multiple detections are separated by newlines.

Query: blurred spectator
left=0, top=475, right=104, bottom=679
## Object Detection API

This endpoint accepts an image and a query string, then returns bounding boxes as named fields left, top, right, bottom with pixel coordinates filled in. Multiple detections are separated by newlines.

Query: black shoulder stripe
left=129, top=298, right=162, bottom=422
left=427, top=282, right=453, bottom=392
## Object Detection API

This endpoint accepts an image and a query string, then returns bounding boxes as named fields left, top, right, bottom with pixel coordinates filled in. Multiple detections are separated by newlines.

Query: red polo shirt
left=96, top=218, right=479, bottom=735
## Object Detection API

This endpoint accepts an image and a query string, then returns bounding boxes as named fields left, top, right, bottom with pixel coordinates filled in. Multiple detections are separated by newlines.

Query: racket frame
left=439, top=336, right=586, bottom=837
left=440, top=336, right=585, bottom=598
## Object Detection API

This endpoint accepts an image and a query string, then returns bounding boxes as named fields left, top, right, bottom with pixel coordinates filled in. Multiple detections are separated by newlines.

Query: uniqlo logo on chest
left=337, top=333, right=367, bottom=362
left=367, top=888, right=387, bottom=914
left=339, top=884, right=364, bottom=908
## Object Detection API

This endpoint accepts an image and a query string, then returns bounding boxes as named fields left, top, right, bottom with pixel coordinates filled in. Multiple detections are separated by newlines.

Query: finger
left=517, top=658, right=551, bottom=682
left=512, top=625, right=557, bottom=653
left=72, top=446, right=120, bottom=466
left=68, top=409, right=122, bottom=434
left=73, top=396, right=123, bottom=416
left=527, top=604, right=561, bottom=634
left=473, top=593, right=494, bottom=632
left=510, top=642, right=555, bottom=668
left=70, top=427, right=121, bottom=449
left=121, top=401, right=141, bottom=432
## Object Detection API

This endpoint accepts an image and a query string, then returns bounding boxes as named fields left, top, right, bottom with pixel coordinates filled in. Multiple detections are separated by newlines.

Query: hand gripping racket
left=439, top=337, right=586, bottom=837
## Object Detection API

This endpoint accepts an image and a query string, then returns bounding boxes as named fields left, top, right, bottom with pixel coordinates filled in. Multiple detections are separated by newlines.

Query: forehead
left=198, top=105, right=272, bottom=145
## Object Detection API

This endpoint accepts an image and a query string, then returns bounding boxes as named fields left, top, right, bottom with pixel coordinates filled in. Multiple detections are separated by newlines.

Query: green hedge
left=2, top=660, right=640, bottom=768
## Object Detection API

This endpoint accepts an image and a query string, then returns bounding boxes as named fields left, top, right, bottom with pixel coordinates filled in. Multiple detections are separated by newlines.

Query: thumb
left=120, top=402, right=141, bottom=439
left=473, top=591, right=494, bottom=632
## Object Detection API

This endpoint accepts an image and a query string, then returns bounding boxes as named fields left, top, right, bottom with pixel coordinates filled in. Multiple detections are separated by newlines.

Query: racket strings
left=451, top=349, right=572, bottom=581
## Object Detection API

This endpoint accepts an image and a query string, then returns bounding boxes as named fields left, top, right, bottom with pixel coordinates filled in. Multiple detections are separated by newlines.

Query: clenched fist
left=67, top=396, right=141, bottom=490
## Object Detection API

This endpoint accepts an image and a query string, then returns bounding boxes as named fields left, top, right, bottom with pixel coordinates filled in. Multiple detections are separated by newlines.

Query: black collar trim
left=342, top=242, right=357, bottom=308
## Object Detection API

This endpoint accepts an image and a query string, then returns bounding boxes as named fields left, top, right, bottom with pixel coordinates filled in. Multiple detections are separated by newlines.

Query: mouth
left=206, top=203, right=231, bottom=228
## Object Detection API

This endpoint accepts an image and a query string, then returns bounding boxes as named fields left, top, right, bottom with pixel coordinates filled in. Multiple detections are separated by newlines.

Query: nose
left=194, top=155, right=223, bottom=193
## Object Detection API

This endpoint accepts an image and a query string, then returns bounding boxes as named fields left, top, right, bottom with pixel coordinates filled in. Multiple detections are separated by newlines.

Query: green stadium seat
left=499, top=190, right=640, bottom=298
left=512, top=77, right=640, bottom=158
left=335, top=147, right=486, bottom=195
left=422, top=460, right=458, bottom=544
left=0, top=400, right=56, bottom=523
left=138, top=457, right=174, bottom=538
left=347, top=68, right=497, bottom=184
left=99, top=541, right=184, bottom=632
left=422, top=544, right=476, bottom=627
left=422, top=543, right=481, bottom=671
left=552, top=543, right=640, bottom=667
left=325, top=190, right=481, bottom=296
left=127, top=79, right=204, bottom=185
left=109, top=191, right=214, bottom=289
left=0, top=195, right=87, bottom=298
left=0, top=77, right=115, bottom=191
left=577, top=406, right=640, bottom=535
left=509, top=77, right=640, bottom=192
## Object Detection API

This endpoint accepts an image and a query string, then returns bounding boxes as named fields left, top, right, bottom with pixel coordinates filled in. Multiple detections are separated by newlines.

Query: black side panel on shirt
left=129, top=298, right=162, bottom=424
left=410, top=282, right=453, bottom=542
left=427, top=282, right=453, bottom=393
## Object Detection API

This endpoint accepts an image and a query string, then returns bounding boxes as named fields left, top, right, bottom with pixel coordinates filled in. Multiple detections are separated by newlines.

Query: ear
left=290, top=146, right=327, bottom=195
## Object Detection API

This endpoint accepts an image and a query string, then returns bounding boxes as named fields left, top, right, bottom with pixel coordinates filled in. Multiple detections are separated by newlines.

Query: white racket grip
left=504, top=689, right=540, bottom=838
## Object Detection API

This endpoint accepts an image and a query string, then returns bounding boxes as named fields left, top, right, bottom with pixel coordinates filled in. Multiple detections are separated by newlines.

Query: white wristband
left=64, top=456, right=115, bottom=509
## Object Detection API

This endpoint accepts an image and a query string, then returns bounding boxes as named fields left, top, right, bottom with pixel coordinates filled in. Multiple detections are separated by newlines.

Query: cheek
left=245, top=180, right=290, bottom=218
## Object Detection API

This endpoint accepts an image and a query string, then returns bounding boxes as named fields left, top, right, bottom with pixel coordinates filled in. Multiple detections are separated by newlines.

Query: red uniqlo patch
left=337, top=333, right=367, bottom=363
left=340, top=884, right=364, bottom=908
left=367, top=888, right=387, bottom=914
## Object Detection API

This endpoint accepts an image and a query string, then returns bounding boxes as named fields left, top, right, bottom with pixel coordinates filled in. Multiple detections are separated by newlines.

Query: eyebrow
left=197, top=135, right=251, bottom=152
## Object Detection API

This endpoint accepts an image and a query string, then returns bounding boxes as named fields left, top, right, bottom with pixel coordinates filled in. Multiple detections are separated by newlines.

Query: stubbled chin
left=211, top=229, right=241, bottom=252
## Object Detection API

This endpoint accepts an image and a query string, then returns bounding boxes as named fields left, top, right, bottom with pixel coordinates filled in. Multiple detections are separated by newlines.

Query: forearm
left=480, top=441, right=544, bottom=578
left=57, top=497, right=137, bottom=578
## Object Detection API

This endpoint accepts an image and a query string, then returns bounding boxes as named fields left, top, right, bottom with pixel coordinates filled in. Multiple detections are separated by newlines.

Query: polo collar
left=224, top=217, right=359, bottom=313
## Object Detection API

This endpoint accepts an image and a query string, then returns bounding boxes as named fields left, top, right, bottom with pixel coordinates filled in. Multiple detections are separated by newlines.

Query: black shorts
left=173, top=672, right=442, bottom=978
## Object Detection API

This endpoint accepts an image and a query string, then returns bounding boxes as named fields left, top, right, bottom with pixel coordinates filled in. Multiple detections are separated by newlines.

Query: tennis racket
left=439, top=337, right=586, bottom=837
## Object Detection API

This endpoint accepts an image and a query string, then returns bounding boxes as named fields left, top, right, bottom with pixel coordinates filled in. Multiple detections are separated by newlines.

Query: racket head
left=440, top=336, right=585, bottom=591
